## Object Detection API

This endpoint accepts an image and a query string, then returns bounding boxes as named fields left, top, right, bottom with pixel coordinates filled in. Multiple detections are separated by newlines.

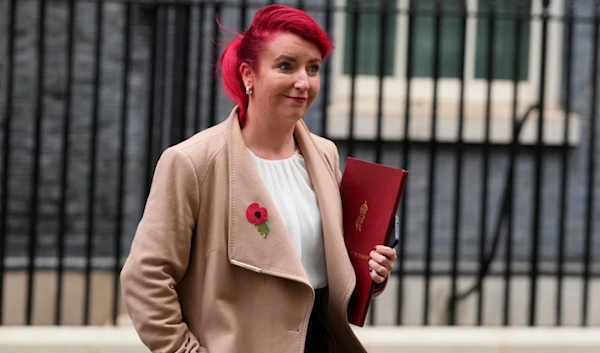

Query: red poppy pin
left=246, top=203, right=272, bottom=237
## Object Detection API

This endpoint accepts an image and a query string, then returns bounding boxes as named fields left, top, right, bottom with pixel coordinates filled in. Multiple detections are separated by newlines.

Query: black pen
left=388, top=215, right=400, bottom=249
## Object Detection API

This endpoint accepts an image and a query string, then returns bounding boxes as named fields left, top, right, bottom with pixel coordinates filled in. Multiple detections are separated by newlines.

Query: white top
left=247, top=148, right=328, bottom=289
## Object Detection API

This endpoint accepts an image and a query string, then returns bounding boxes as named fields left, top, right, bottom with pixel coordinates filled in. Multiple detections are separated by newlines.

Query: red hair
left=218, top=5, right=334, bottom=124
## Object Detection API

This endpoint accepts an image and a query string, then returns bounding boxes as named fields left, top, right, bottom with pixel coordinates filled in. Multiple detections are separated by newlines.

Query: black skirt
left=304, top=287, right=336, bottom=353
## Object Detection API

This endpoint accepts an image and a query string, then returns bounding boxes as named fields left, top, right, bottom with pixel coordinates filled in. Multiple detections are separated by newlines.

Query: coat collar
left=225, top=107, right=355, bottom=298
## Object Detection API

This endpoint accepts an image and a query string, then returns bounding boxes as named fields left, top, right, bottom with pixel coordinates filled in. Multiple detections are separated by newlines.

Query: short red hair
left=218, top=5, right=334, bottom=124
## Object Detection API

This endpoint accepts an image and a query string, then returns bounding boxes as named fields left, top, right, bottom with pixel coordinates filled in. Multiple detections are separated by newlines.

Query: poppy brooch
left=246, top=203, right=272, bottom=237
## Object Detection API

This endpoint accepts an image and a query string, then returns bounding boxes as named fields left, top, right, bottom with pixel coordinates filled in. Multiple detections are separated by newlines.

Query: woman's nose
left=294, top=71, right=309, bottom=91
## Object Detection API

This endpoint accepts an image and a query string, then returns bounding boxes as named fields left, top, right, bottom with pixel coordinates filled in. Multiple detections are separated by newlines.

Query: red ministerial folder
left=340, top=157, right=408, bottom=327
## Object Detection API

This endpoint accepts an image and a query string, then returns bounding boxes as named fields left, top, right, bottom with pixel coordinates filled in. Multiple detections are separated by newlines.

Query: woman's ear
left=239, top=62, right=254, bottom=89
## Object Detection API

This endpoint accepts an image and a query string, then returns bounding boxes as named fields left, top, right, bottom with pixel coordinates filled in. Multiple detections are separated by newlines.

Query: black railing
left=0, top=0, right=599, bottom=327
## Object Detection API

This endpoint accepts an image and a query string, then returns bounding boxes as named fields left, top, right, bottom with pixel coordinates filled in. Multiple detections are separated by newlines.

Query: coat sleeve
left=120, top=147, right=207, bottom=353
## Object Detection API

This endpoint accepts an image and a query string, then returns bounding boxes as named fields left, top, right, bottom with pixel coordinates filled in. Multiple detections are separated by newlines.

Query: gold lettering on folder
left=350, top=251, right=370, bottom=260
left=355, top=201, right=368, bottom=231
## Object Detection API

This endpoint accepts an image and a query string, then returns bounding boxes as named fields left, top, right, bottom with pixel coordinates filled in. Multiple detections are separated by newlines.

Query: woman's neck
left=241, top=107, right=297, bottom=160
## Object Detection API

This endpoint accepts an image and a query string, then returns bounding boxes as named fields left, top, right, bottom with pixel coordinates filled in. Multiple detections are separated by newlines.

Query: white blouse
left=247, top=148, right=328, bottom=289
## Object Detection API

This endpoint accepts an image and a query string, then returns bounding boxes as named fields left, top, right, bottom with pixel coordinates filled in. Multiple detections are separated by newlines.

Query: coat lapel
left=293, top=121, right=356, bottom=311
left=226, top=107, right=355, bottom=308
left=227, top=110, right=310, bottom=287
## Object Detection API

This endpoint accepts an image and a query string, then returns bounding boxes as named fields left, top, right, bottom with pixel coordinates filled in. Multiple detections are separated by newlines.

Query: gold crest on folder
left=355, top=201, right=368, bottom=231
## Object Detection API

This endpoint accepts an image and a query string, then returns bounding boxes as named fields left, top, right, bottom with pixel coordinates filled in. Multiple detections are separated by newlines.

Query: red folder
left=340, top=157, right=408, bottom=326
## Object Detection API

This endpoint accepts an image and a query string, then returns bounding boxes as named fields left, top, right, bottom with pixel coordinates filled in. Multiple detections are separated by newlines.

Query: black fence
left=0, top=0, right=599, bottom=328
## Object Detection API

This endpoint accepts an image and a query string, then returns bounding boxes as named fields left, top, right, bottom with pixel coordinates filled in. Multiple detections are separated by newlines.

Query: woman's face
left=242, top=32, right=322, bottom=125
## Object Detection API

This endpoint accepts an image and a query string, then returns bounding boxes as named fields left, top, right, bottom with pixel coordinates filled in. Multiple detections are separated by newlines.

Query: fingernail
left=368, top=267, right=372, bottom=272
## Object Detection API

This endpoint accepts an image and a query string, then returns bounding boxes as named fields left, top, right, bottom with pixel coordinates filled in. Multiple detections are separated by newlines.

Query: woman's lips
left=286, top=96, right=307, bottom=103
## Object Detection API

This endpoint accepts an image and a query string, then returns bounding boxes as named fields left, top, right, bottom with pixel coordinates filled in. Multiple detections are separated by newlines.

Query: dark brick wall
left=0, top=0, right=150, bottom=260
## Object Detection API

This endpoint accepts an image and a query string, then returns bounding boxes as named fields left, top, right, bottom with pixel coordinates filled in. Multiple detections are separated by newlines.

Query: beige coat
left=120, top=107, right=374, bottom=353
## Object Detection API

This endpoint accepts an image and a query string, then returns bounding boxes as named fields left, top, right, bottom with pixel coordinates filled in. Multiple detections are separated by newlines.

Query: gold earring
left=246, top=86, right=253, bottom=95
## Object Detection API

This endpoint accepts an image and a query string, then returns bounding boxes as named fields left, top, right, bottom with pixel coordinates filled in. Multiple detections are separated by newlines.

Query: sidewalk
left=1, top=326, right=600, bottom=353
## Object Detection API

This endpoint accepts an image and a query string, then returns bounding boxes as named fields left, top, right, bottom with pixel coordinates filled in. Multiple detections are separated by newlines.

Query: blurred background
left=0, top=0, right=599, bottom=330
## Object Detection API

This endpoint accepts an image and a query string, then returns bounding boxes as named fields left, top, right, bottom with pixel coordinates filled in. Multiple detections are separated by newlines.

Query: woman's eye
left=279, top=63, right=292, bottom=71
left=308, top=65, right=320, bottom=74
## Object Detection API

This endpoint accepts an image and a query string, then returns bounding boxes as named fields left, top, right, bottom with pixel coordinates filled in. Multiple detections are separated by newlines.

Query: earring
left=246, top=86, right=253, bottom=95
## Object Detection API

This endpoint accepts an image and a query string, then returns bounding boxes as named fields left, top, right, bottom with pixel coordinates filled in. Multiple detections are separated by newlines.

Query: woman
left=120, top=4, right=397, bottom=353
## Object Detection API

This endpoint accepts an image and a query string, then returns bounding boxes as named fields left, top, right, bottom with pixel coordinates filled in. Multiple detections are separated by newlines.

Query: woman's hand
left=369, top=245, right=397, bottom=284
